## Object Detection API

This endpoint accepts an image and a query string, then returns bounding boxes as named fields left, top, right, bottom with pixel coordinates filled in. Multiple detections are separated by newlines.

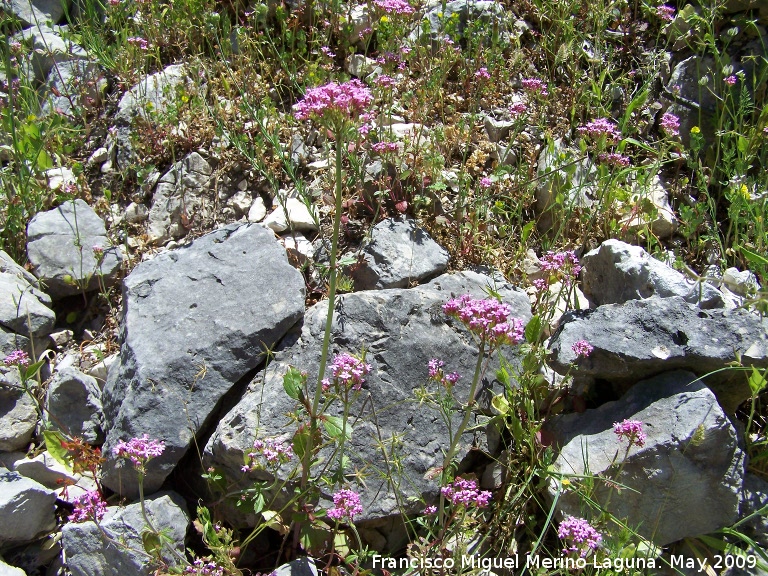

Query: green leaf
left=36, top=149, right=53, bottom=170
left=23, top=358, right=47, bottom=382
left=141, top=530, right=163, bottom=557
left=282, top=366, right=305, bottom=400
left=252, top=490, right=265, bottom=514
left=736, top=244, right=768, bottom=267
left=749, top=367, right=767, bottom=396
left=525, top=315, right=542, bottom=344
left=322, top=415, right=351, bottom=440
left=521, top=221, right=535, bottom=244
left=491, top=394, right=511, bottom=416
left=292, top=425, right=319, bottom=460
left=43, top=430, right=72, bottom=471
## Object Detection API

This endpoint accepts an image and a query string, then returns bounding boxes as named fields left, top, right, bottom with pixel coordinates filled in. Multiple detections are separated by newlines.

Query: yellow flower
left=561, top=478, right=571, bottom=488
left=740, top=183, right=749, bottom=199
left=380, top=15, right=389, bottom=22
left=690, top=126, right=700, bottom=134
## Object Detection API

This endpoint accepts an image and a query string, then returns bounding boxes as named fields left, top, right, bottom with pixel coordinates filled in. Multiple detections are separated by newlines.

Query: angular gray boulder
left=5, top=0, right=69, bottom=26
left=101, top=223, right=305, bottom=498
left=45, top=367, right=104, bottom=444
left=62, top=491, right=189, bottom=576
left=548, top=296, right=768, bottom=412
left=546, top=371, right=745, bottom=546
left=0, top=269, right=56, bottom=339
left=350, top=217, right=449, bottom=290
left=26, top=200, right=121, bottom=300
left=581, top=239, right=724, bottom=309
left=205, top=271, right=531, bottom=527
left=0, top=469, right=57, bottom=547
left=0, top=367, right=38, bottom=452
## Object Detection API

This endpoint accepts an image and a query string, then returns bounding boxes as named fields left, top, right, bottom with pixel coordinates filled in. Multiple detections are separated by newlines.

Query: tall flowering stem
left=292, top=80, right=373, bottom=498
left=438, top=295, right=524, bottom=522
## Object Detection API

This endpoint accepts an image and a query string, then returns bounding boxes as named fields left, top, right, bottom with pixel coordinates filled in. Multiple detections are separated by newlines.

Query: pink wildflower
left=320, top=46, right=335, bottom=58
left=327, top=489, right=363, bottom=521
left=184, top=558, right=225, bottom=576
left=597, top=152, right=630, bottom=167
left=613, top=419, right=646, bottom=447
left=375, top=74, right=397, bottom=88
left=372, top=141, right=399, bottom=153
left=294, top=80, right=373, bottom=122
left=509, top=102, right=528, bottom=115
left=577, top=118, right=621, bottom=141
left=539, top=250, right=582, bottom=285
left=113, top=434, right=165, bottom=469
left=571, top=340, right=594, bottom=358
left=442, top=295, right=525, bottom=347
left=660, top=112, right=680, bottom=136
left=428, top=358, right=444, bottom=378
left=474, top=67, right=490, bottom=80
left=330, top=352, right=372, bottom=390
left=558, top=516, right=602, bottom=557
left=127, top=37, right=149, bottom=50
left=424, top=505, right=437, bottom=515
left=521, top=78, right=549, bottom=96
left=68, top=490, right=108, bottom=523
left=725, top=75, right=738, bottom=86
left=655, top=4, right=675, bottom=21
left=441, top=478, right=492, bottom=508
left=3, top=349, right=30, bottom=367
left=246, top=438, right=294, bottom=470
left=374, top=0, right=414, bottom=14
left=480, top=177, right=493, bottom=188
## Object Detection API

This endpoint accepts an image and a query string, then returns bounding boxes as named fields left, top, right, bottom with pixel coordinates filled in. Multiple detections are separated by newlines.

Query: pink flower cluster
left=598, top=152, right=630, bottom=167
left=509, top=102, right=528, bottom=116
left=374, top=0, right=414, bottom=14
left=571, top=340, right=594, bottom=358
left=660, top=112, right=680, bottom=136
left=375, top=74, right=397, bottom=88
left=614, top=419, right=647, bottom=447
left=577, top=118, right=621, bottom=141
left=655, top=4, right=676, bottom=21
left=294, top=80, right=373, bottom=122
left=441, top=478, right=492, bottom=508
left=539, top=250, right=582, bottom=284
left=3, top=349, right=30, bottom=367
left=475, top=67, right=490, bottom=80
left=442, top=295, right=525, bottom=347
left=327, top=489, right=363, bottom=521
left=480, top=177, right=493, bottom=188
left=69, top=490, right=108, bottom=523
left=243, top=438, right=294, bottom=472
left=372, top=141, right=399, bottom=153
left=428, top=358, right=460, bottom=386
left=113, top=434, right=165, bottom=468
left=127, top=37, right=149, bottom=50
left=725, top=75, right=738, bottom=86
left=558, top=516, right=602, bottom=557
left=330, top=352, right=372, bottom=390
left=184, top=558, right=225, bottom=576
left=522, top=78, right=548, bottom=96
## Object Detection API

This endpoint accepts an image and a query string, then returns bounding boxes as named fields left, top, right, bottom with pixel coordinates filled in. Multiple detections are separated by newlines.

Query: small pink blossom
left=320, top=46, right=335, bottom=58
left=613, top=419, right=647, bottom=447
left=68, top=490, right=108, bottom=523
left=184, top=558, right=225, bottom=576
left=539, top=250, right=582, bottom=285
left=424, top=505, right=437, bottom=515
left=330, top=352, right=372, bottom=390
left=655, top=4, right=675, bottom=21
left=127, top=37, right=149, bottom=50
left=441, top=478, right=492, bottom=508
left=3, top=349, right=30, bottom=367
left=443, top=295, right=525, bottom=347
left=509, top=102, right=528, bottom=116
left=558, top=516, right=602, bottom=557
left=294, top=80, right=373, bottom=122
left=327, top=489, right=363, bottom=521
left=522, top=78, right=549, bottom=96
left=474, top=67, right=490, bottom=80
left=597, top=152, right=630, bottom=167
left=577, top=118, right=621, bottom=141
left=113, top=434, right=165, bottom=469
left=660, top=112, right=680, bottom=136
left=480, top=177, right=493, bottom=188
left=724, top=75, right=738, bottom=86
left=374, top=0, right=414, bottom=14
left=571, top=340, right=594, bottom=358
left=372, top=141, right=399, bottom=153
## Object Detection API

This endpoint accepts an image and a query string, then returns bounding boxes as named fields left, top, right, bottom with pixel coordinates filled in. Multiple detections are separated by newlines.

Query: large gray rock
left=546, top=371, right=745, bottom=546
left=11, top=25, right=87, bottom=84
left=146, top=152, right=213, bottom=244
left=739, top=474, right=768, bottom=550
left=0, top=558, right=26, bottom=576
left=205, top=271, right=531, bottom=527
left=0, top=269, right=56, bottom=339
left=101, top=223, right=305, bottom=498
left=548, top=297, right=768, bottom=412
left=26, top=199, right=121, bottom=300
left=581, top=239, right=725, bottom=309
left=411, top=0, right=509, bottom=45
left=3, top=0, right=69, bottom=25
left=62, top=491, right=189, bottom=576
left=0, top=468, right=57, bottom=547
left=45, top=367, right=104, bottom=444
left=0, top=368, right=38, bottom=452
left=350, top=217, right=449, bottom=290
left=42, top=60, right=107, bottom=118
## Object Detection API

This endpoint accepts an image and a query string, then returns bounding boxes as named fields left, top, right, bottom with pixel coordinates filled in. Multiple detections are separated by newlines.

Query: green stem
left=301, top=130, right=344, bottom=488
left=439, top=340, right=486, bottom=524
